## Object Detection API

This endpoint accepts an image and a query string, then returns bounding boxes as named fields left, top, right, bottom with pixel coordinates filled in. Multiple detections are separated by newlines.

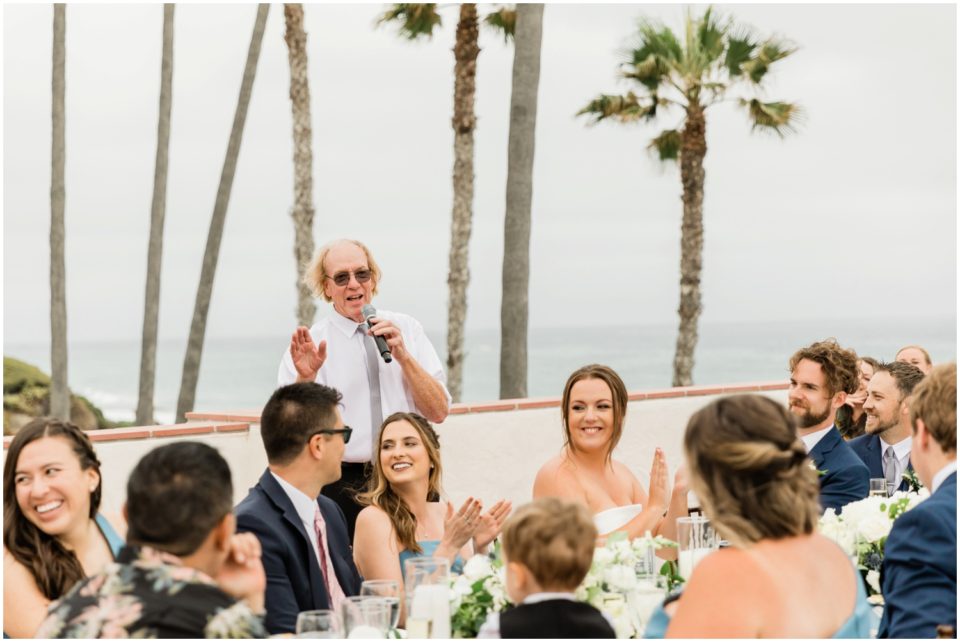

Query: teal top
left=643, top=566, right=877, bottom=638
left=95, top=513, right=125, bottom=558
left=399, top=540, right=464, bottom=575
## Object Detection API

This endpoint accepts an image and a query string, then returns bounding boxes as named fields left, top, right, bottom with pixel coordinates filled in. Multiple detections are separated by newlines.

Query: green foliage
left=377, top=3, right=442, bottom=40
left=579, top=5, right=801, bottom=158
left=649, top=128, right=681, bottom=161
left=659, top=560, right=684, bottom=591
left=484, top=7, right=516, bottom=42
left=4, top=356, right=51, bottom=394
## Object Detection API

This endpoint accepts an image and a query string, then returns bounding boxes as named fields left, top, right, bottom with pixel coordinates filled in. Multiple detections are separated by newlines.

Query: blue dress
left=398, top=540, right=464, bottom=575
left=643, top=566, right=876, bottom=638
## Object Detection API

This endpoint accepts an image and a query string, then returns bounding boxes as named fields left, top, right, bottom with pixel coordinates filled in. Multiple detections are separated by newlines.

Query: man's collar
left=800, top=424, right=834, bottom=453
left=270, top=470, right=319, bottom=526
left=329, top=308, right=363, bottom=337
left=932, top=461, right=958, bottom=493
left=879, top=433, right=912, bottom=460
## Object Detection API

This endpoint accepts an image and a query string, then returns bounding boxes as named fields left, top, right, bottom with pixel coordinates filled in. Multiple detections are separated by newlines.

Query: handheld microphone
left=361, top=304, right=393, bottom=363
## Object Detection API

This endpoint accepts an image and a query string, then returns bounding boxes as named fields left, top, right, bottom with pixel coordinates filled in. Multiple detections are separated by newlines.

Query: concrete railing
left=3, top=382, right=789, bottom=516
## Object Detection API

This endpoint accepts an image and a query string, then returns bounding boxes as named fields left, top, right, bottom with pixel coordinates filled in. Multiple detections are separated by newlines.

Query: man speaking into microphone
left=277, top=239, right=451, bottom=537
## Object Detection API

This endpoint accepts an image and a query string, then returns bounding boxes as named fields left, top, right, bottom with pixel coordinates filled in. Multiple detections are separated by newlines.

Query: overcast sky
left=4, top=3, right=956, bottom=347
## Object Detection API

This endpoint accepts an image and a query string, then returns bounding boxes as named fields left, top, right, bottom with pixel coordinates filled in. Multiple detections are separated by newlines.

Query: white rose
left=593, top=547, right=615, bottom=567
left=603, top=565, right=638, bottom=592
left=462, top=555, right=493, bottom=582
left=452, top=574, right=473, bottom=596
left=866, top=570, right=881, bottom=595
left=857, top=514, right=892, bottom=543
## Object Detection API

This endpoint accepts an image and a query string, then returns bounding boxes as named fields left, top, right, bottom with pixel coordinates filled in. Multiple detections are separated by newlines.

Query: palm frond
left=377, top=3, right=442, bottom=40
left=740, top=98, right=802, bottom=136
left=724, top=28, right=757, bottom=77
left=621, top=53, right=670, bottom=91
left=740, top=37, right=796, bottom=83
left=694, top=7, right=728, bottom=67
left=632, top=19, right=683, bottom=65
left=484, top=6, right=516, bottom=42
left=648, top=128, right=682, bottom=161
left=577, top=92, right=657, bottom=124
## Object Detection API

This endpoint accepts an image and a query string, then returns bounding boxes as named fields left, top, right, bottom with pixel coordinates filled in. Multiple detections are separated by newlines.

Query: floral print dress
left=34, top=546, right=266, bottom=639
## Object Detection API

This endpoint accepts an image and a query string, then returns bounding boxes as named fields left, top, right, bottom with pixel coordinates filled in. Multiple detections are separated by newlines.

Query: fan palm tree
left=49, top=3, right=69, bottom=420
left=136, top=4, right=174, bottom=426
left=499, top=3, right=543, bottom=400
left=176, top=4, right=269, bottom=422
left=283, top=3, right=316, bottom=328
left=578, top=7, right=800, bottom=387
left=378, top=3, right=515, bottom=403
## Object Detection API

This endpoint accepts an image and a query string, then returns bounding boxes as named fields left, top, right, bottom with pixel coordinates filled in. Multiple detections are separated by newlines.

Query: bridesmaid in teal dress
left=3, top=418, right=124, bottom=638
left=644, top=395, right=876, bottom=638
left=353, top=412, right=511, bottom=624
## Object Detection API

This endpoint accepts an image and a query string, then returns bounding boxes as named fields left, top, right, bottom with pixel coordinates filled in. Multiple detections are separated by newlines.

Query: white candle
left=409, top=584, right=451, bottom=639
left=678, top=547, right=712, bottom=580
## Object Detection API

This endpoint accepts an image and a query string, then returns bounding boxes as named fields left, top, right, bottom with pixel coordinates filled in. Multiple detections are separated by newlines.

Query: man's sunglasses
left=310, top=426, right=352, bottom=444
left=326, top=269, right=372, bottom=287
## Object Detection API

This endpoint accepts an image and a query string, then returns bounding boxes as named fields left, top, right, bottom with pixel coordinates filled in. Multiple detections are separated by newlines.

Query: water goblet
left=341, top=596, right=392, bottom=639
left=869, top=478, right=889, bottom=498
left=361, top=579, right=401, bottom=629
left=295, top=609, right=343, bottom=639
left=676, top=515, right=718, bottom=580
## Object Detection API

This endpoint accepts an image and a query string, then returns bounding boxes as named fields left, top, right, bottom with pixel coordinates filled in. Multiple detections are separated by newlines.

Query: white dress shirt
left=932, top=460, right=958, bottom=493
left=879, top=435, right=912, bottom=484
left=270, top=472, right=346, bottom=609
left=800, top=424, right=834, bottom=453
left=278, top=308, right=450, bottom=463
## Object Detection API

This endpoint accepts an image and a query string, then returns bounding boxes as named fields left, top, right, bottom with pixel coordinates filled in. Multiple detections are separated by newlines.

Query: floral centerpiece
left=449, top=533, right=677, bottom=638
left=819, top=488, right=928, bottom=597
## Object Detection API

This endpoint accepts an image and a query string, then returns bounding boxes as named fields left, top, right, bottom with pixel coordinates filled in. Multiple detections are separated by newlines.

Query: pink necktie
left=313, top=506, right=332, bottom=597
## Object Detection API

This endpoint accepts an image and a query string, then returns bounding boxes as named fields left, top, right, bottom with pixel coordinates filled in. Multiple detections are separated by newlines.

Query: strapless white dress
left=594, top=503, right=643, bottom=534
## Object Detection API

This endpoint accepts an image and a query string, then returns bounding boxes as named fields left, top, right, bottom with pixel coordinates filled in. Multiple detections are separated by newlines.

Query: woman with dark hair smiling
left=533, top=364, right=688, bottom=539
left=3, top=418, right=124, bottom=637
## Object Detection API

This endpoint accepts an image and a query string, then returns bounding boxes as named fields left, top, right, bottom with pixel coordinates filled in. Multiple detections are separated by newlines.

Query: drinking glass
left=341, top=596, right=391, bottom=639
left=295, top=609, right=343, bottom=639
left=869, top=478, right=889, bottom=498
left=361, top=579, right=401, bottom=629
left=403, top=557, right=451, bottom=639
left=676, top=516, right=718, bottom=580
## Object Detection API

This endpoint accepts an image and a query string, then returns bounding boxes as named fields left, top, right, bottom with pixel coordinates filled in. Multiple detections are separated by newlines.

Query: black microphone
left=361, top=304, right=393, bottom=363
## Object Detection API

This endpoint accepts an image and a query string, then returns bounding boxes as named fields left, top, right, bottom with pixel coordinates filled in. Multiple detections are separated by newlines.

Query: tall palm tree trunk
left=49, top=3, right=69, bottom=420
left=283, top=3, right=316, bottom=328
left=499, top=3, right=543, bottom=400
left=445, top=3, right=479, bottom=403
left=176, top=4, right=269, bottom=422
left=136, top=4, right=174, bottom=426
left=672, top=102, right=706, bottom=387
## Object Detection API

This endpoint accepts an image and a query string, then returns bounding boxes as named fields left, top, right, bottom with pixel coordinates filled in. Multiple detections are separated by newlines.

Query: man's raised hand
left=290, top=326, right=327, bottom=382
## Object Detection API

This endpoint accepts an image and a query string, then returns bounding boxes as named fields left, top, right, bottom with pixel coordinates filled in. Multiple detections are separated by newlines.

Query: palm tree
left=283, top=3, right=316, bottom=328
left=176, top=4, right=270, bottom=423
left=498, top=3, right=543, bottom=400
left=136, top=4, right=174, bottom=426
left=378, top=3, right=514, bottom=403
left=578, top=7, right=800, bottom=386
left=49, top=3, right=69, bottom=420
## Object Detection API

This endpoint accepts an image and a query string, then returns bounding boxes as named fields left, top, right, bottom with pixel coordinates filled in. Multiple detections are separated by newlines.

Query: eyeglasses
left=325, top=269, right=372, bottom=287
left=311, top=426, right=352, bottom=444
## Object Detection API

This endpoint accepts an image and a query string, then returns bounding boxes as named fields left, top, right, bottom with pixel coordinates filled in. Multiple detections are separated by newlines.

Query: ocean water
left=4, top=317, right=955, bottom=425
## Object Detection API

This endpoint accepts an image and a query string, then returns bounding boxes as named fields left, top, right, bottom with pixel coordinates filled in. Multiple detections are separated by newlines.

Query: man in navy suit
left=236, top=383, right=362, bottom=634
left=788, top=340, right=870, bottom=512
left=850, top=361, right=925, bottom=494
left=879, top=362, right=956, bottom=638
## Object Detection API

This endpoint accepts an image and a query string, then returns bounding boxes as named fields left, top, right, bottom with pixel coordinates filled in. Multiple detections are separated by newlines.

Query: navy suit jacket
left=879, top=471, right=957, bottom=639
left=235, top=470, right=362, bottom=634
left=809, top=426, right=870, bottom=512
left=848, top=433, right=912, bottom=492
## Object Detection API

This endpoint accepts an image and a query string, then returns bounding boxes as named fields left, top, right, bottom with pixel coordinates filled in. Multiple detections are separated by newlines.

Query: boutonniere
left=902, top=468, right=923, bottom=492
left=809, top=461, right=827, bottom=477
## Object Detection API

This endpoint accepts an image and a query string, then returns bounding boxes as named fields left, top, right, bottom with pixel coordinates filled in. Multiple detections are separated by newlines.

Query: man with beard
left=849, top=361, right=925, bottom=494
left=788, top=339, right=870, bottom=512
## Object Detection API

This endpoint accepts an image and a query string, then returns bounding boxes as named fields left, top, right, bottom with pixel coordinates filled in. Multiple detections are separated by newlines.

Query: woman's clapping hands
left=473, top=500, right=512, bottom=552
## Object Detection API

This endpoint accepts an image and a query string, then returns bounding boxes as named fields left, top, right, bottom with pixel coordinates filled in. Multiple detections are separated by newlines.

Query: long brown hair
left=561, top=364, right=628, bottom=463
left=357, top=412, right=442, bottom=554
left=3, top=417, right=103, bottom=600
left=684, top=395, right=820, bottom=547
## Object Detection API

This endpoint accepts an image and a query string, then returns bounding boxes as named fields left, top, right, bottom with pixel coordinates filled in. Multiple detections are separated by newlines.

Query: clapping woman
left=647, top=395, right=873, bottom=638
left=353, top=412, right=510, bottom=623
left=3, top=418, right=124, bottom=637
left=533, top=364, right=688, bottom=539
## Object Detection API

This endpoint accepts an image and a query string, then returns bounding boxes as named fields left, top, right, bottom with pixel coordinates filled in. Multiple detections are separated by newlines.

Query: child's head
left=501, top=498, right=597, bottom=602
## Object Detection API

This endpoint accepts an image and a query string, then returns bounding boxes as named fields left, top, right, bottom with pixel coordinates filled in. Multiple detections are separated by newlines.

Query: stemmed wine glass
left=361, top=579, right=401, bottom=630
left=295, top=609, right=343, bottom=638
